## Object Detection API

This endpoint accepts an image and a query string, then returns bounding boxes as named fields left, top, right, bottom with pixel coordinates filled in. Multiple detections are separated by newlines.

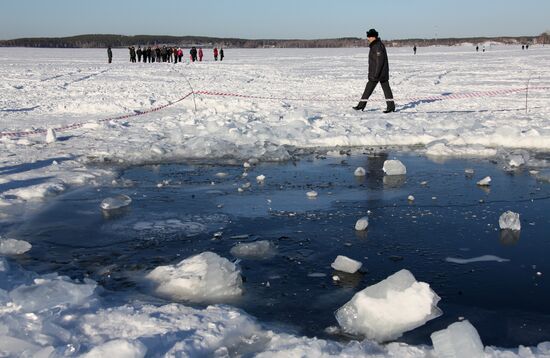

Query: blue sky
left=1, top=0, right=548, bottom=40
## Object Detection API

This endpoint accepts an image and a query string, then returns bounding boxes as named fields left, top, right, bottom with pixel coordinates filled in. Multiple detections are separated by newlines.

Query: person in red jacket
left=213, top=47, right=218, bottom=61
left=198, top=48, right=203, bottom=61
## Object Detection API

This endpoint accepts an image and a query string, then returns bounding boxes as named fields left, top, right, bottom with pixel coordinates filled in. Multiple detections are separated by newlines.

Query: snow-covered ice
left=431, top=320, right=485, bottom=358
left=9, top=274, right=97, bottom=312
left=499, top=210, right=521, bottom=231
left=144, top=251, right=243, bottom=302
left=331, top=255, right=363, bottom=274
left=335, top=269, right=442, bottom=342
left=1, top=46, right=548, bottom=208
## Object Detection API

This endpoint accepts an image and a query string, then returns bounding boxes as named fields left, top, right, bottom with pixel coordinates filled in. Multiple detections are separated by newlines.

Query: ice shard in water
left=100, top=194, right=132, bottom=210
left=499, top=210, right=521, bottom=231
left=331, top=255, right=362, bottom=274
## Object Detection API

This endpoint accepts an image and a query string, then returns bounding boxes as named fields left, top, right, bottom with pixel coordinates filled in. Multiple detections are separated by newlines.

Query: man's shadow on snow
left=397, top=92, right=538, bottom=114
left=397, top=92, right=451, bottom=112
left=0, top=176, right=55, bottom=194
left=0, top=156, right=75, bottom=176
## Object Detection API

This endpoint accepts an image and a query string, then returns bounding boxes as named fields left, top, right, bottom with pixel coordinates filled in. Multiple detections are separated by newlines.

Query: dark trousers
left=359, top=80, right=395, bottom=109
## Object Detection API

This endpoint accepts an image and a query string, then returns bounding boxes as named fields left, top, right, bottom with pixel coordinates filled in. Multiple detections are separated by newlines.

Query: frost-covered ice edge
left=1, top=46, right=550, bottom=356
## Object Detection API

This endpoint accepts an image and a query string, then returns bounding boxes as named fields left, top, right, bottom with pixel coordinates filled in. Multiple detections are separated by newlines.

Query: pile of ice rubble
left=2, top=239, right=550, bottom=357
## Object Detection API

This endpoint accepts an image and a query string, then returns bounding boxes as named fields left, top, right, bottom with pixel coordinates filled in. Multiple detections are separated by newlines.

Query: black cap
left=366, top=29, right=379, bottom=38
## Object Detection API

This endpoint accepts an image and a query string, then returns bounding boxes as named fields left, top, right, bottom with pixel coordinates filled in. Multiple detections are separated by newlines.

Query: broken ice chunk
left=0, top=238, right=32, bottom=255
left=431, top=320, right=484, bottom=358
left=354, top=167, right=366, bottom=176
left=355, top=217, right=369, bottom=231
left=256, top=175, right=266, bottom=183
left=476, top=176, right=491, bottom=186
left=383, top=160, right=406, bottom=176
left=508, top=155, right=525, bottom=167
left=335, top=269, right=441, bottom=342
left=499, top=211, right=521, bottom=231
left=331, top=255, right=362, bottom=274
left=230, top=240, right=276, bottom=259
left=100, top=194, right=132, bottom=210
left=145, top=251, right=242, bottom=302
left=306, top=191, right=318, bottom=198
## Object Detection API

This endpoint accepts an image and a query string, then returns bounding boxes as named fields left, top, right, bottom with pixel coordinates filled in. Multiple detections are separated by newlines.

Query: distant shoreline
left=0, top=33, right=548, bottom=48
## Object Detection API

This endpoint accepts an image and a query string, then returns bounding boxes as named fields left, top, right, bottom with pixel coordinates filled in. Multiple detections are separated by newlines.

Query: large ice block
left=382, top=160, right=407, bottom=176
left=335, top=269, right=441, bottom=342
left=431, top=320, right=484, bottom=358
left=145, top=251, right=242, bottom=302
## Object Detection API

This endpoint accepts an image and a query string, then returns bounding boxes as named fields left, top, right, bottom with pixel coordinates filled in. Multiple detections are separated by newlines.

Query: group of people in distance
left=107, top=45, right=225, bottom=64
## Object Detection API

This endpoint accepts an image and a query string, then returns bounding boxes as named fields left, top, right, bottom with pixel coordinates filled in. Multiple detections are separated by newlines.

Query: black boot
left=383, top=102, right=395, bottom=113
left=352, top=102, right=366, bottom=111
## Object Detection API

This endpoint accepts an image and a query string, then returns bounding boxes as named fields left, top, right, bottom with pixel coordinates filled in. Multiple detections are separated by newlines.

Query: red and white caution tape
left=195, top=86, right=550, bottom=103
left=1, top=86, right=548, bottom=139
left=0, top=92, right=194, bottom=139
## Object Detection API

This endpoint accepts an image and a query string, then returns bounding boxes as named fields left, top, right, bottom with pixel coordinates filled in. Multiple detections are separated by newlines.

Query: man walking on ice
left=353, top=29, right=395, bottom=113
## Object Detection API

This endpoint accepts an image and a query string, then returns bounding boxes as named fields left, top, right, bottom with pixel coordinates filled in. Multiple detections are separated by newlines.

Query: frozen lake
left=9, top=150, right=550, bottom=347
left=1, top=46, right=550, bottom=356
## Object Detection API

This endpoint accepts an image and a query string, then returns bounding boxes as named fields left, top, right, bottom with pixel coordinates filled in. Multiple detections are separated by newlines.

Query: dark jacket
left=368, top=39, right=389, bottom=82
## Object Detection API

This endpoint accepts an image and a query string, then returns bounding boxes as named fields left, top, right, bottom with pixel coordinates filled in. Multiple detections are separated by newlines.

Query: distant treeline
left=0, top=33, right=548, bottom=48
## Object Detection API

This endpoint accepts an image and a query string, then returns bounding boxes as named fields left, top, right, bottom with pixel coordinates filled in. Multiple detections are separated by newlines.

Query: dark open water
left=10, top=150, right=550, bottom=347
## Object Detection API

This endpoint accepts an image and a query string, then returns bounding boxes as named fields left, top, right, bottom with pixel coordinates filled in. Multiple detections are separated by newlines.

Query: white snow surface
left=1, top=46, right=550, bottom=356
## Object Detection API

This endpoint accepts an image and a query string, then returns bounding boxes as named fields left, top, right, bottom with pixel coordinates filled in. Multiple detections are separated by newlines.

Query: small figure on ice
left=107, top=46, right=112, bottom=64
left=353, top=29, right=395, bottom=113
